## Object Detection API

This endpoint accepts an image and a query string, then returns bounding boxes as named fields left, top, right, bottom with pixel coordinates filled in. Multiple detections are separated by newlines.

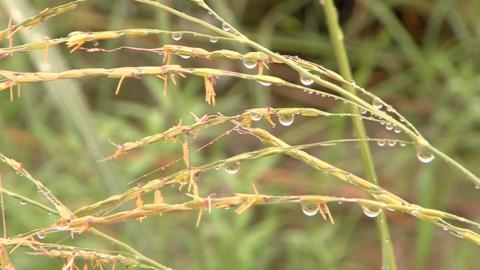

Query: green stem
left=322, top=1, right=398, bottom=269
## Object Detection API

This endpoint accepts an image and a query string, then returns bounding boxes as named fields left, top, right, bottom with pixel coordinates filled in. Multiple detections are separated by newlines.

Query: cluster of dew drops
left=169, top=9, right=236, bottom=44
left=300, top=202, right=382, bottom=219
left=218, top=113, right=295, bottom=175
left=168, top=15, right=436, bottom=165
left=171, top=31, right=219, bottom=44
left=366, top=97, right=435, bottom=164
left=168, top=7, right=436, bottom=166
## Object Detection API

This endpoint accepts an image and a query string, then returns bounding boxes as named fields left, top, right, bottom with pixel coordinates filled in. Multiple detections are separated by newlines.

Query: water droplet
left=209, top=36, right=218, bottom=43
left=242, top=59, right=257, bottom=69
left=301, top=202, right=319, bottom=216
left=67, top=31, right=82, bottom=37
left=394, top=127, right=401, bottom=134
left=360, top=108, right=367, bottom=115
left=299, top=73, right=314, bottom=86
left=224, top=161, right=240, bottom=175
left=178, top=53, right=191, bottom=59
left=399, top=142, right=407, bottom=147
left=278, top=113, right=294, bottom=126
left=385, top=123, right=393, bottom=130
left=36, top=231, right=46, bottom=239
left=222, top=23, right=231, bottom=32
left=387, top=140, right=396, bottom=147
left=416, top=146, right=435, bottom=163
left=19, top=201, right=27, bottom=206
left=251, top=112, right=262, bottom=121
left=475, top=185, right=479, bottom=190
left=361, top=205, right=382, bottom=218
left=377, top=140, right=386, bottom=147
left=372, top=97, right=383, bottom=109
left=258, top=81, right=271, bottom=87
left=171, top=32, right=182, bottom=41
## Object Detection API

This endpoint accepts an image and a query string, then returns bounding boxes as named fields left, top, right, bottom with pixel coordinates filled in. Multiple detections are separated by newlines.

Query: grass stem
left=322, top=1, right=398, bottom=269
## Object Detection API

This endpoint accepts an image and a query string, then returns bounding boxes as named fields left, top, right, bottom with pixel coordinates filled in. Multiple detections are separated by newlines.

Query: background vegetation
left=0, top=0, right=479, bottom=269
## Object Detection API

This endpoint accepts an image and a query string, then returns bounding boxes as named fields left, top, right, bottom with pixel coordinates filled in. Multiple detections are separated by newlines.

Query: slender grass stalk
left=182, top=0, right=480, bottom=187
left=322, top=1, right=397, bottom=269
left=0, top=185, right=169, bottom=270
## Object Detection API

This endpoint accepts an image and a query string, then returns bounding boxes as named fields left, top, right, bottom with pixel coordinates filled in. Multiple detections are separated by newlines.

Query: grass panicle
left=0, top=0, right=478, bottom=269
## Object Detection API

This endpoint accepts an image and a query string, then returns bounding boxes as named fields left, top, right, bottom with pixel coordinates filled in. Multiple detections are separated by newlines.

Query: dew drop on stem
left=299, top=73, right=314, bottom=86
left=209, top=36, right=218, bottom=43
left=178, top=53, right=191, bottom=59
left=416, top=146, right=435, bottom=163
left=278, top=113, right=295, bottom=126
left=36, top=231, right=46, bottom=239
left=387, top=140, right=396, bottom=147
left=251, top=112, right=262, bottom=121
left=19, top=201, right=27, bottom=206
left=224, top=161, right=240, bottom=175
left=361, top=205, right=382, bottom=218
left=377, top=140, right=386, bottom=147
left=242, top=59, right=257, bottom=69
left=171, top=32, right=182, bottom=41
left=222, top=23, right=231, bottom=32
left=301, top=202, right=319, bottom=216
left=67, top=31, right=82, bottom=37
left=258, top=81, right=272, bottom=87
left=372, top=97, right=383, bottom=109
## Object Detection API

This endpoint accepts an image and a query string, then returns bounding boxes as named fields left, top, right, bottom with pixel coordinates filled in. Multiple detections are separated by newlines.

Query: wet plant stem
left=322, top=0, right=398, bottom=269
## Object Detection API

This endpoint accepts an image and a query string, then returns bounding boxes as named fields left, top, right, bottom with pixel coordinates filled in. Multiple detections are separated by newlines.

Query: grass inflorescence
left=0, top=0, right=478, bottom=269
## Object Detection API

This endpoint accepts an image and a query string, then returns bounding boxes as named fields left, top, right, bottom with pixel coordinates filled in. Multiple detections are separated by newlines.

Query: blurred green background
left=0, top=0, right=479, bottom=269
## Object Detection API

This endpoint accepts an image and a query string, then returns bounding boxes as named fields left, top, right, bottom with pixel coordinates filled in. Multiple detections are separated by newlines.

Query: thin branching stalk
left=0, top=186, right=169, bottom=270
left=182, top=0, right=479, bottom=187
left=57, top=194, right=480, bottom=246
left=1, top=1, right=479, bottom=268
